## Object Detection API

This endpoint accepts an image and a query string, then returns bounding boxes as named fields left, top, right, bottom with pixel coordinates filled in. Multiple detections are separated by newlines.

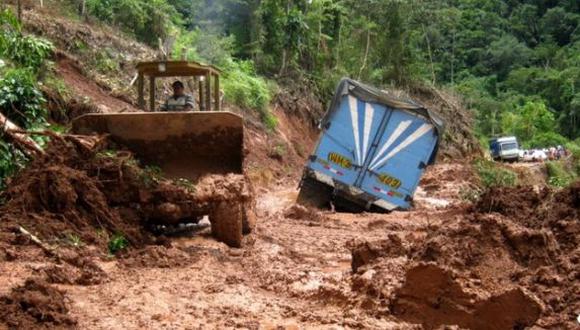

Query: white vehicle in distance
left=489, top=136, right=520, bottom=162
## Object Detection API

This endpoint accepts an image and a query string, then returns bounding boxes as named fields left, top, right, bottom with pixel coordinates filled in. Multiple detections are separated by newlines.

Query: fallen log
left=0, top=112, right=44, bottom=156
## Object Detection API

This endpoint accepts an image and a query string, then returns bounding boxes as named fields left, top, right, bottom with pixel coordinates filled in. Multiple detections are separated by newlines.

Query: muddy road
left=1, top=163, right=578, bottom=329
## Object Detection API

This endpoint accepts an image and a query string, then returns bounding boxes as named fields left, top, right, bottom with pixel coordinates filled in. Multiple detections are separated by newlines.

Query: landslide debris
left=0, top=133, right=252, bottom=252
left=388, top=84, right=482, bottom=160
left=0, top=278, right=77, bottom=329
left=349, top=182, right=580, bottom=329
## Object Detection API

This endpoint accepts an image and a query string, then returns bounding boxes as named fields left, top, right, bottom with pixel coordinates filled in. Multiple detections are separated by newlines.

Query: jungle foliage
left=67, top=0, right=579, bottom=145
left=0, top=9, right=53, bottom=191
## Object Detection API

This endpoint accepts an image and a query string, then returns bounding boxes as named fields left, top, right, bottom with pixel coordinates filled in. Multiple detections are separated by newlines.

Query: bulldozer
left=71, top=60, right=255, bottom=247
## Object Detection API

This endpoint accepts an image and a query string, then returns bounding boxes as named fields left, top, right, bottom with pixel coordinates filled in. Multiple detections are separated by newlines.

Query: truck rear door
left=308, top=95, right=390, bottom=187
left=357, top=109, right=438, bottom=209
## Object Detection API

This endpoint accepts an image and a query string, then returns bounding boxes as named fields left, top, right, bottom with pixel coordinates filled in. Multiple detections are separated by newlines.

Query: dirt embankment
left=385, top=84, right=482, bottom=160
left=0, top=134, right=251, bottom=249
left=350, top=182, right=580, bottom=329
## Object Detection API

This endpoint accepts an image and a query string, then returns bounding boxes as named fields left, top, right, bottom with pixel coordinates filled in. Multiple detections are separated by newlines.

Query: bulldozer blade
left=72, top=111, right=244, bottom=180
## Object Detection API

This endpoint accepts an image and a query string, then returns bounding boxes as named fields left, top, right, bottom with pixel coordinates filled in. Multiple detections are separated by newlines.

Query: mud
left=349, top=180, right=580, bottom=329
left=0, top=278, right=77, bottom=329
left=0, top=160, right=577, bottom=328
left=0, top=134, right=252, bottom=252
left=391, top=264, right=541, bottom=330
left=119, top=245, right=198, bottom=269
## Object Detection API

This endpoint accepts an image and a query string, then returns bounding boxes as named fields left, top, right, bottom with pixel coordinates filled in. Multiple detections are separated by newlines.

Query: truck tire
left=296, top=177, right=333, bottom=209
left=209, top=201, right=243, bottom=248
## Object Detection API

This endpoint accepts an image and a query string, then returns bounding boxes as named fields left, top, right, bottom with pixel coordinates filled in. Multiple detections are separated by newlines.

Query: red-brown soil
left=1, top=156, right=578, bottom=328
left=55, top=53, right=139, bottom=115
left=0, top=278, right=77, bottom=329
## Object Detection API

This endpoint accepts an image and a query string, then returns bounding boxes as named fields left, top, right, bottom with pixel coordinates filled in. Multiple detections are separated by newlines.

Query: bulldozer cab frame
left=136, top=60, right=222, bottom=112
left=72, top=60, right=244, bottom=181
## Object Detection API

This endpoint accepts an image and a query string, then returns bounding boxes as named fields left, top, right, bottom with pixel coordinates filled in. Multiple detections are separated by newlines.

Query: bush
left=108, top=233, right=129, bottom=254
left=86, top=0, right=179, bottom=46
left=474, top=159, right=518, bottom=188
left=0, top=9, right=53, bottom=70
left=546, top=161, right=576, bottom=188
left=564, top=141, right=580, bottom=176
left=526, top=131, right=570, bottom=149
left=0, top=69, right=47, bottom=128
left=0, top=140, right=27, bottom=192
left=222, top=59, right=276, bottom=129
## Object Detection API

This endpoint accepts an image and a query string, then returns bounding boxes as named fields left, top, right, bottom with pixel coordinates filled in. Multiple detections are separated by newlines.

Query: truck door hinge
left=418, top=161, right=427, bottom=169
left=309, top=155, right=317, bottom=162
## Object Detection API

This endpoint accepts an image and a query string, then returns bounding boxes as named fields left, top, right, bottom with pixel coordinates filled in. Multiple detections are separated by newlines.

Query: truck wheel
left=242, top=202, right=256, bottom=235
left=209, top=201, right=243, bottom=248
left=297, top=177, right=333, bottom=209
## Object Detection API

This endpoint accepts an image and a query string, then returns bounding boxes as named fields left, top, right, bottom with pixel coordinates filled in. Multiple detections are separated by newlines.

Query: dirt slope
left=55, top=53, right=138, bottom=113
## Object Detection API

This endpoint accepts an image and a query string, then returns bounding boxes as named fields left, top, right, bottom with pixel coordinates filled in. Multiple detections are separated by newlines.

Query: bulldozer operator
left=160, top=80, right=195, bottom=111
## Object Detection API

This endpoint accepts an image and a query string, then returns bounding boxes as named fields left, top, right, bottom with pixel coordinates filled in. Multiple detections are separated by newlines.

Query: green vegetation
left=65, top=233, right=84, bottom=247
left=269, top=143, right=287, bottom=160
left=139, top=165, right=163, bottom=188
left=0, top=9, right=53, bottom=71
left=176, top=178, right=195, bottom=192
left=1, top=1, right=579, bottom=190
left=546, top=161, right=576, bottom=188
left=108, top=233, right=129, bottom=254
left=172, top=29, right=277, bottom=128
left=474, top=160, right=518, bottom=188
left=85, top=0, right=180, bottom=45
left=74, top=1, right=579, bottom=145
left=0, top=68, right=47, bottom=128
left=0, top=140, right=27, bottom=191
left=0, top=9, right=54, bottom=191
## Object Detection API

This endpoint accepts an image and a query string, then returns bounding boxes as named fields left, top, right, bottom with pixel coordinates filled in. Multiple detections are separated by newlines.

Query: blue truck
left=297, top=79, right=445, bottom=212
left=489, top=136, right=520, bottom=162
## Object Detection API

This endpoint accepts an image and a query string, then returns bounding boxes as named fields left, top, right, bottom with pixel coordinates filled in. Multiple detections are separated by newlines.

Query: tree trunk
left=79, top=0, right=86, bottom=15
left=422, top=23, right=436, bottom=85
left=17, top=0, right=22, bottom=22
left=358, top=28, right=371, bottom=80
left=0, top=113, right=44, bottom=156
left=279, top=49, right=287, bottom=76
left=451, top=31, right=456, bottom=85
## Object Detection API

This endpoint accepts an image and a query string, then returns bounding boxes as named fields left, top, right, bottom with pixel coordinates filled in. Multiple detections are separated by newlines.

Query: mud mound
left=0, top=135, right=149, bottom=247
left=349, top=183, right=580, bottom=328
left=391, top=264, right=541, bottom=330
left=0, top=278, right=77, bottom=329
left=409, top=84, right=482, bottom=159
left=349, top=234, right=408, bottom=272
left=475, top=186, right=547, bottom=225
left=476, top=183, right=579, bottom=252
left=0, top=134, right=252, bottom=251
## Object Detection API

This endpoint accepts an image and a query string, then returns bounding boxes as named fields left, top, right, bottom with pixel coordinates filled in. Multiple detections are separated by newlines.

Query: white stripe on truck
left=370, top=123, right=433, bottom=171
left=348, top=96, right=362, bottom=165
left=369, top=120, right=412, bottom=169
left=362, top=102, right=375, bottom=164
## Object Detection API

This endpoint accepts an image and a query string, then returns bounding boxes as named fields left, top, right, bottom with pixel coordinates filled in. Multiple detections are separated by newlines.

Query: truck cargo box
left=298, top=78, right=445, bottom=211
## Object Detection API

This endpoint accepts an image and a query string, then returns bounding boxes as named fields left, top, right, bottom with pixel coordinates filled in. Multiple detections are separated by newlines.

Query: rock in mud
left=283, top=204, right=320, bottom=221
